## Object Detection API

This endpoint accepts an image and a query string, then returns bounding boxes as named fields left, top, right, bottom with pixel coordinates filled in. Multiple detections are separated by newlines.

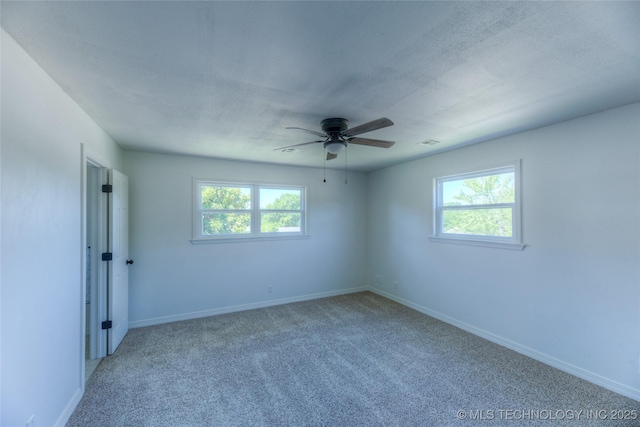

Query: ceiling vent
left=416, top=139, right=441, bottom=146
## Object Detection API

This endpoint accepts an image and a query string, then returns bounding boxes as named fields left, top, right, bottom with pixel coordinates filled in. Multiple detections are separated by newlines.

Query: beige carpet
left=67, top=292, right=639, bottom=426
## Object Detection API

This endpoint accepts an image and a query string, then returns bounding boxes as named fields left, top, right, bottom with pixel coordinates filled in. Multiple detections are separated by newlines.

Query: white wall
left=0, top=29, right=123, bottom=427
left=123, top=151, right=368, bottom=327
left=367, top=103, right=640, bottom=399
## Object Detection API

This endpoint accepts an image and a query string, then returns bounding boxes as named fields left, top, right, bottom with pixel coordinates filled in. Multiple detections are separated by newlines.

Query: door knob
left=126, top=259, right=134, bottom=265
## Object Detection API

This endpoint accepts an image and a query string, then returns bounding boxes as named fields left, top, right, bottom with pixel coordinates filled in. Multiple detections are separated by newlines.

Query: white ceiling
left=2, top=1, right=639, bottom=171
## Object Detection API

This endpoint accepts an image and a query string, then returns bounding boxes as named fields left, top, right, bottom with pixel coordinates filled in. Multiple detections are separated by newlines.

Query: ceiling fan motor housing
left=321, top=118, right=349, bottom=135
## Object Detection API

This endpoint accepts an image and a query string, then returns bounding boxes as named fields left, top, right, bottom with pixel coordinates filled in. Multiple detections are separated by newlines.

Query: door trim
left=80, top=144, right=109, bottom=388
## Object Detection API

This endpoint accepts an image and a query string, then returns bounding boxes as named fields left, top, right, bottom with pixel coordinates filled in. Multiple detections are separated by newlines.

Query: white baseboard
left=369, top=287, right=640, bottom=402
left=55, top=387, right=83, bottom=427
left=129, top=286, right=369, bottom=329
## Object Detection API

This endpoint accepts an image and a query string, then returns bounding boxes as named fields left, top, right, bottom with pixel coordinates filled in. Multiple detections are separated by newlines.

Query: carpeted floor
left=67, top=292, right=639, bottom=426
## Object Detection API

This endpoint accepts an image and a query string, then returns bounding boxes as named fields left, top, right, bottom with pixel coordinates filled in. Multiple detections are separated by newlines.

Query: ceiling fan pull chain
left=323, top=151, right=327, bottom=183
left=345, top=145, right=348, bottom=184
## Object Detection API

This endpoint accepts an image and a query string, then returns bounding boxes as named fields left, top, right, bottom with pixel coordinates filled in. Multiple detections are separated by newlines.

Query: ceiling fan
left=274, top=117, right=395, bottom=160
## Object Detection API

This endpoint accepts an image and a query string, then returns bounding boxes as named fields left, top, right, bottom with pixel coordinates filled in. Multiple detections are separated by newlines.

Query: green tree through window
left=201, top=186, right=251, bottom=235
left=441, top=172, right=515, bottom=237
left=261, top=192, right=302, bottom=233
left=195, top=182, right=306, bottom=239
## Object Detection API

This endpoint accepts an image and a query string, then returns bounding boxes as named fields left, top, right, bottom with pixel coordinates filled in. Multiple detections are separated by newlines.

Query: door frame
left=80, top=144, right=109, bottom=386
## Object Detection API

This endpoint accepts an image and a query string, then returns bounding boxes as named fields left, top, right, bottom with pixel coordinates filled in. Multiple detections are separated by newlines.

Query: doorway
left=82, top=154, right=130, bottom=385
left=85, top=160, right=108, bottom=382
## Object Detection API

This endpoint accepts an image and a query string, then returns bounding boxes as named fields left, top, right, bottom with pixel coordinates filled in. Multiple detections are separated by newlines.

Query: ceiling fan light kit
left=324, top=140, right=347, bottom=154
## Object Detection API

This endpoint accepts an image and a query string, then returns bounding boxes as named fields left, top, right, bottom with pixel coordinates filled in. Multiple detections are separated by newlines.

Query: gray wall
left=1, top=29, right=123, bottom=426
left=123, top=151, right=368, bottom=327
left=367, top=103, right=640, bottom=399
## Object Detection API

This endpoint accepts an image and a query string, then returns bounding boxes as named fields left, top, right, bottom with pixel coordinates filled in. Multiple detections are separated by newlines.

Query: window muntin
left=435, top=163, right=520, bottom=243
left=194, top=181, right=305, bottom=240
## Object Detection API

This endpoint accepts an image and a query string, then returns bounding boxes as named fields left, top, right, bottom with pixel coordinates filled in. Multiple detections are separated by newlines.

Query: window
left=193, top=180, right=306, bottom=242
left=259, top=187, right=304, bottom=234
left=431, top=161, right=524, bottom=250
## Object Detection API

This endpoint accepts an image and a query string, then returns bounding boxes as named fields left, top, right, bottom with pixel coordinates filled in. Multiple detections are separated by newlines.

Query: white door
left=108, top=169, right=129, bottom=354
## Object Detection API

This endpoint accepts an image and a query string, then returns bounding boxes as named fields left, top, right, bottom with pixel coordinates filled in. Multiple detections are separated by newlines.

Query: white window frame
left=192, top=179, right=307, bottom=243
left=429, top=161, right=525, bottom=250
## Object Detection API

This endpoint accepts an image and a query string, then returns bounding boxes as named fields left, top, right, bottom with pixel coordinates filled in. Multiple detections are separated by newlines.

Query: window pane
left=443, top=172, right=514, bottom=206
left=202, top=213, right=251, bottom=235
left=201, top=186, right=251, bottom=210
left=259, top=188, right=301, bottom=210
left=260, top=212, right=301, bottom=233
left=443, top=208, right=513, bottom=237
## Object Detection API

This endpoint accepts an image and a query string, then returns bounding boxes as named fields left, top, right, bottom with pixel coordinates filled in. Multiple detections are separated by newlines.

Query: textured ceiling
left=2, top=1, right=639, bottom=171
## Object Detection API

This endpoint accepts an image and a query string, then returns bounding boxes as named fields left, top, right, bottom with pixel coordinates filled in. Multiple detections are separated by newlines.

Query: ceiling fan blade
left=326, top=152, right=338, bottom=161
left=273, top=140, right=323, bottom=151
left=344, top=117, right=394, bottom=137
left=349, top=137, right=395, bottom=148
left=286, top=127, right=326, bottom=138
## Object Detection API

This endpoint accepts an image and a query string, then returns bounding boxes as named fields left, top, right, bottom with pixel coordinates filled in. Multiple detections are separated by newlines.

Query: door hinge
left=102, top=252, right=113, bottom=261
left=102, top=184, right=113, bottom=193
left=101, top=320, right=113, bottom=330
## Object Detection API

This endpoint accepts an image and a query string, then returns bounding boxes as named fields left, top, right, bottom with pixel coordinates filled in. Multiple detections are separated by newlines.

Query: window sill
left=428, top=235, right=526, bottom=251
left=191, top=234, right=311, bottom=244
